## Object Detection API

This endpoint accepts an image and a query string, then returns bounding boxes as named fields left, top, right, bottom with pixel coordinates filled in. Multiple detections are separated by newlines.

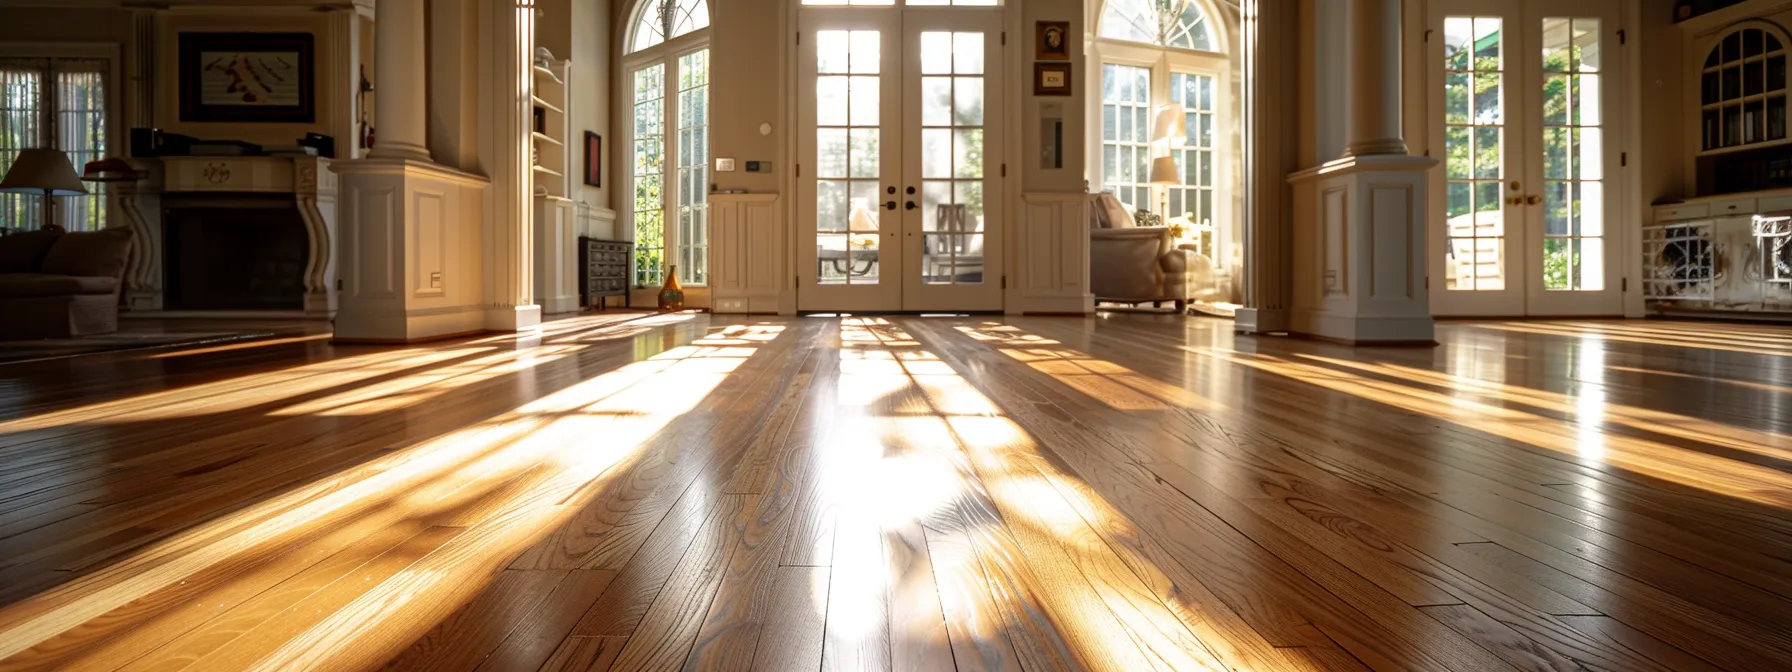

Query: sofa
left=0, top=226, right=135, bottom=338
left=1089, top=192, right=1216, bottom=311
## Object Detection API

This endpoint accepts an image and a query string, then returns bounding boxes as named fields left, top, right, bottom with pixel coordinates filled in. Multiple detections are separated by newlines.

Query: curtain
left=0, top=59, right=44, bottom=232
left=57, top=60, right=107, bottom=232
left=0, top=57, right=108, bottom=233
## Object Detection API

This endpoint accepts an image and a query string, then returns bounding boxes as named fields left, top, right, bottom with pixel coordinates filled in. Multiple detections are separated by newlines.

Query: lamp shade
left=81, top=158, right=143, bottom=183
left=1149, top=156, right=1180, bottom=185
left=1152, top=103, right=1187, bottom=145
left=0, top=148, right=86, bottom=196
left=848, top=202, right=878, bottom=231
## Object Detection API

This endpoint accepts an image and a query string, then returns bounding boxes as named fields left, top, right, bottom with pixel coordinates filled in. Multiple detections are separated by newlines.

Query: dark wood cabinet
left=579, top=237, right=632, bottom=310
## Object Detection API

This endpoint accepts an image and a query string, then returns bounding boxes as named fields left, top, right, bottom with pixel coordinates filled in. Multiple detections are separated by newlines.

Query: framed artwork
left=178, top=32, right=315, bottom=123
left=1036, top=21, right=1070, bottom=61
left=584, top=132, right=603, bottom=187
left=1034, top=62, right=1071, bottom=96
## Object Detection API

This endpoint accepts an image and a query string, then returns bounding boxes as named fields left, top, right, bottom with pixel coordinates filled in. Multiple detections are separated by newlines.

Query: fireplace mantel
left=118, top=155, right=338, bottom=315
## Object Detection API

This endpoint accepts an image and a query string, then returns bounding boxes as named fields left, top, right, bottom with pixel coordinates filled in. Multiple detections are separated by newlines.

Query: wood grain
left=0, top=313, right=1787, bottom=671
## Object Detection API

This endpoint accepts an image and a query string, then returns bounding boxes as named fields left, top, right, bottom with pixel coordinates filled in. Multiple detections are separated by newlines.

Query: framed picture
left=178, top=32, right=315, bottom=123
left=1036, top=21, right=1070, bottom=60
left=1034, top=62, right=1071, bottom=96
left=584, top=132, right=603, bottom=187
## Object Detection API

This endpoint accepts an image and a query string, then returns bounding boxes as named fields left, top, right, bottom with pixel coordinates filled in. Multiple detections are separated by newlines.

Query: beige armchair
left=1091, top=226, right=1201, bottom=311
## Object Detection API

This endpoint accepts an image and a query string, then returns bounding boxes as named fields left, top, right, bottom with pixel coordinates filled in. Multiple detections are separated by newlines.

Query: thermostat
left=716, top=158, right=736, bottom=172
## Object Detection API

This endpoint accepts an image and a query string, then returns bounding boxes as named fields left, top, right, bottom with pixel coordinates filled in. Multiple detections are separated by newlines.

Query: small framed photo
left=178, top=32, right=315, bottom=123
left=1036, top=21, right=1070, bottom=61
left=1034, top=62, right=1071, bottom=96
left=584, top=132, right=603, bottom=187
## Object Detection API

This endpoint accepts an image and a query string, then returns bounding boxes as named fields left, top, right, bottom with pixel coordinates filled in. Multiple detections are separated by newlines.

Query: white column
left=477, top=0, right=539, bottom=331
left=1237, top=0, right=1296, bottom=334
left=1343, top=0, right=1407, bottom=157
left=327, top=9, right=363, bottom=160
left=370, top=0, right=431, bottom=160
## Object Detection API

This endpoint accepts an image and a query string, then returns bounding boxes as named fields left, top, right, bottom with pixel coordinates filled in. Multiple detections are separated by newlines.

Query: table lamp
left=0, top=148, right=87, bottom=197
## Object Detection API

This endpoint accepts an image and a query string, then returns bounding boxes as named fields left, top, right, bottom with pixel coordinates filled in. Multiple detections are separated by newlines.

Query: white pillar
left=477, top=0, right=539, bottom=331
left=1343, top=0, right=1407, bottom=157
left=370, top=0, right=431, bottom=161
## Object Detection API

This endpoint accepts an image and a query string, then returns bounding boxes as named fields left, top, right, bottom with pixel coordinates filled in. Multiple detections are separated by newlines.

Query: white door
left=798, top=8, right=1005, bottom=312
left=1428, top=0, right=1624, bottom=316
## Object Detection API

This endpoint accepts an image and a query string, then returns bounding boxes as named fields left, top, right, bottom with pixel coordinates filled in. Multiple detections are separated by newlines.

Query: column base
left=1286, top=154, right=1437, bottom=346
left=1234, top=307, right=1289, bottom=334
left=486, top=304, right=542, bottom=332
left=124, top=290, right=162, bottom=312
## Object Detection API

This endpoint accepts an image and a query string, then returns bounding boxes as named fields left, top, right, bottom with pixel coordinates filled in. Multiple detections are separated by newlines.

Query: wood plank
left=473, top=570, right=619, bottom=672
left=538, top=636, right=627, bottom=672
left=608, top=494, right=752, bottom=671
left=379, top=569, right=568, bottom=671
left=748, top=567, right=829, bottom=672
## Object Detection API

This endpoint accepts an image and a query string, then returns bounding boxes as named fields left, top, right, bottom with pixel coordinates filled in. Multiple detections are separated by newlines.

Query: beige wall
left=572, top=0, right=614, bottom=211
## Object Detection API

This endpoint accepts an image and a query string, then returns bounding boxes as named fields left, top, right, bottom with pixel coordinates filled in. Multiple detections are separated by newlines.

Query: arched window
left=1089, top=0, right=1228, bottom=259
left=625, top=0, right=710, bottom=287
left=1698, top=23, right=1789, bottom=151
left=1099, top=0, right=1213, bottom=51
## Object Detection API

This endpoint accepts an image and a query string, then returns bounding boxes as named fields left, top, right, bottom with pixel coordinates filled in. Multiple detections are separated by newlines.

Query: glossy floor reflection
left=0, top=313, right=1788, bottom=670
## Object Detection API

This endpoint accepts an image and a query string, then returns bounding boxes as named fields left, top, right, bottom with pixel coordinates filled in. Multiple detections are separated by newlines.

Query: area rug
left=0, top=331, right=276, bottom=365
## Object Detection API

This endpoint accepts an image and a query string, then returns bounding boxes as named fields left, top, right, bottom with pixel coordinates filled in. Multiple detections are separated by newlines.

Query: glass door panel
left=1431, top=4, right=1525, bottom=316
left=798, top=11, right=902, bottom=311
left=903, top=12, right=1003, bottom=311
left=1527, top=8, right=1620, bottom=314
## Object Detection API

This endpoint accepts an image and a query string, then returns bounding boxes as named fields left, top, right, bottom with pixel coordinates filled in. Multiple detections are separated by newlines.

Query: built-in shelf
left=533, top=65, right=563, bottom=85
left=532, top=132, right=563, bottom=146
left=531, top=96, right=563, bottom=115
left=533, top=165, right=563, bottom=178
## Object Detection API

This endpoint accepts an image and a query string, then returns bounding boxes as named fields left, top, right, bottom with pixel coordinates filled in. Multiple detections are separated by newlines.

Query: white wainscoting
left=333, top=158, right=491, bottom=341
left=708, top=193, right=787, bottom=315
left=535, top=195, right=579, bottom=314
left=1013, top=192, right=1094, bottom=315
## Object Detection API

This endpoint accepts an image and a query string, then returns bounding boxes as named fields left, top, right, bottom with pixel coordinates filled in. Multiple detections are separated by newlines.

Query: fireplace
left=113, top=156, right=337, bottom=315
left=163, top=197, right=309, bottom=310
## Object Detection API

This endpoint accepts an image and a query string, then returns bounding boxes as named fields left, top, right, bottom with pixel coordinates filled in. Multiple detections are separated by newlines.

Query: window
left=1100, top=63, right=1151, bottom=211
left=0, top=58, right=107, bottom=232
left=1699, top=24, right=1788, bottom=151
left=1091, top=1, right=1226, bottom=221
left=626, top=0, right=709, bottom=287
left=1099, top=0, right=1213, bottom=51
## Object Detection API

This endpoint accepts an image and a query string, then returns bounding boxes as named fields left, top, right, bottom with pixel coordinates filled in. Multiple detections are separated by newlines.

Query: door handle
left=882, top=200, right=897, bottom=210
left=905, top=200, right=917, bottom=210
left=1507, top=196, right=1523, bottom=206
left=1525, top=194, right=1542, bottom=205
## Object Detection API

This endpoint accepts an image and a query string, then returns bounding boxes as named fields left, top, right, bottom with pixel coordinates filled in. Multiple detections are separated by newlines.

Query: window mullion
left=662, top=59, right=678, bottom=268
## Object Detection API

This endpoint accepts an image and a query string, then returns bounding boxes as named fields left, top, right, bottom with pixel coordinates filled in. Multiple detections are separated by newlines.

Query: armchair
left=1091, top=226, right=1201, bottom=311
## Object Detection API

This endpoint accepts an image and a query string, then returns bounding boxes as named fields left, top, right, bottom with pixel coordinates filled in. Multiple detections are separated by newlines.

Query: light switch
left=716, top=158, right=736, bottom=172
left=430, top=272, right=443, bottom=288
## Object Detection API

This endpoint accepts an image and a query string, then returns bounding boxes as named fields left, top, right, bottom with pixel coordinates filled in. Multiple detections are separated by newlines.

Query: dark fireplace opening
left=163, top=198, right=308, bottom=311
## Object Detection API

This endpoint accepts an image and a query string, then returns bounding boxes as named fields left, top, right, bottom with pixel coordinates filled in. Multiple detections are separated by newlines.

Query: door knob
left=883, top=200, right=897, bottom=210
left=1525, top=194, right=1542, bottom=205
left=905, top=200, right=917, bottom=210
left=1506, top=196, right=1523, bottom=206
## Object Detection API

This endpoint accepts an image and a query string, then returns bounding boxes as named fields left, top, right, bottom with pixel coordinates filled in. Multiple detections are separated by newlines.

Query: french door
left=796, top=9, right=1004, bottom=312
left=1428, top=0, right=1624, bottom=316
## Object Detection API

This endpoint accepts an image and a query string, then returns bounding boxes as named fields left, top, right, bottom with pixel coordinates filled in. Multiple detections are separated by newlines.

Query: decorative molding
left=1014, top=192, right=1094, bottom=315
left=709, top=193, right=785, bottom=315
left=1287, top=154, right=1436, bottom=343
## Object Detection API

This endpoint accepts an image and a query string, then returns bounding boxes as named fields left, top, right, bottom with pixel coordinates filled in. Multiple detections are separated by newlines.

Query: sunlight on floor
left=0, top=323, right=781, bottom=669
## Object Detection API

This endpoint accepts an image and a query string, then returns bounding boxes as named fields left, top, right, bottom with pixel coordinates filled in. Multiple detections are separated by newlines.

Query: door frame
left=1421, top=0, right=1640, bottom=317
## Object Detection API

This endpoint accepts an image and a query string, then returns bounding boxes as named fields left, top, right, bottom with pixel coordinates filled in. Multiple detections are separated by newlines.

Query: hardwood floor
left=0, top=311, right=1788, bottom=670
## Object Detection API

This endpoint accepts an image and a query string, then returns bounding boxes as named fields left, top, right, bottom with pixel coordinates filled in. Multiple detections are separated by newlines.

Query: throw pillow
left=0, top=228, right=64, bottom=274
left=41, top=228, right=134, bottom=279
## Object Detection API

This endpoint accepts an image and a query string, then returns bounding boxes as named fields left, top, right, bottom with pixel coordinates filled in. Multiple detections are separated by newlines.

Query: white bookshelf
left=533, top=56, right=579, bottom=313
